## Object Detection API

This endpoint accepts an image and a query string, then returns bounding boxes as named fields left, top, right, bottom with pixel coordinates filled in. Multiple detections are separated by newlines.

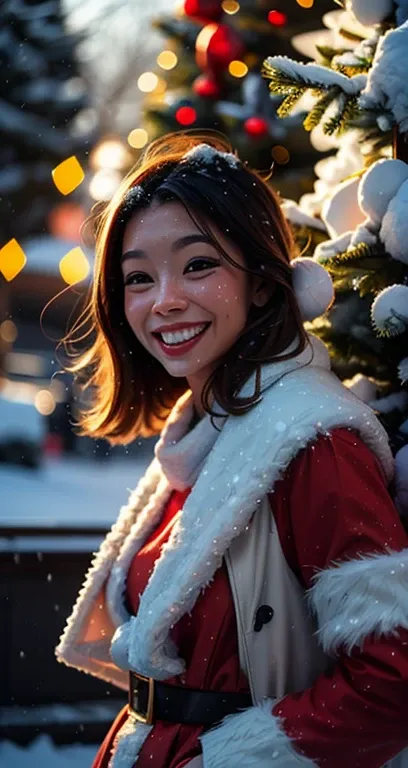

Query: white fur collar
left=107, top=337, right=393, bottom=681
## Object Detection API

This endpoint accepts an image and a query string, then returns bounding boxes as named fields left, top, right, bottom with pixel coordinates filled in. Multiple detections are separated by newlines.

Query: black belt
left=129, top=672, right=252, bottom=726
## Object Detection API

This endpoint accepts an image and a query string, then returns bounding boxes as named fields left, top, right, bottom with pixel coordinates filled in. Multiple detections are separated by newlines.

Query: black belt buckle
left=129, top=672, right=155, bottom=725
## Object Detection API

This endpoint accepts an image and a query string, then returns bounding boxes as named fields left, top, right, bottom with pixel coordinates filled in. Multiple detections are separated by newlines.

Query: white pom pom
left=343, top=373, right=377, bottom=402
left=358, top=159, right=408, bottom=224
left=346, top=0, right=393, bottom=25
left=380, top=179, right=408, bottom=264
left=291, top=257, right=334, bottom=321
left=371, top=284, right=408, bottom=336
left=395, top=443, right=408, bottom=517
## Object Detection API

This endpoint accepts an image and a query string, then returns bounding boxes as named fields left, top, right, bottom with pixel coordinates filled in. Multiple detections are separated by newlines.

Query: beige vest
left=226, top=496, right=330, bottom=704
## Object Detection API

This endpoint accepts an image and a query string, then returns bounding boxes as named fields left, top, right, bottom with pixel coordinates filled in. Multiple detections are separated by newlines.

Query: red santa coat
left=92, top=428, right=408, bottom=768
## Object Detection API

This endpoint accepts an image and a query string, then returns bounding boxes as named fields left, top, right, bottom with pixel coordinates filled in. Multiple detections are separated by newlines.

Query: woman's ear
left=251, top=276, right=272, bottom=308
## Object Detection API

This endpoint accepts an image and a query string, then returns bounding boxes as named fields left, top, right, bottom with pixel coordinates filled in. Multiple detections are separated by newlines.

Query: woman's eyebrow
left=121, top=234, right=213, bottom=265
left=170, top=234, right=213, bottom=252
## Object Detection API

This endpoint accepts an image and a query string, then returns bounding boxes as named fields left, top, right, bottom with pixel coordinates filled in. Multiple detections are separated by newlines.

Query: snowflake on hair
left=182, top=144, right=242, bottom=170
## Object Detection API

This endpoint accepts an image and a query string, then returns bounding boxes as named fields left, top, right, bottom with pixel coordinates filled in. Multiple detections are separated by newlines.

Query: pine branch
left=323, top=94, right=361, bottom=135
left=263, top=56, right=364, bottom=96
left=276, top=88, right=307, bottom=118
left=316, top=45, right=351, bottom=66
left=303, top=87, right=340, bottom=132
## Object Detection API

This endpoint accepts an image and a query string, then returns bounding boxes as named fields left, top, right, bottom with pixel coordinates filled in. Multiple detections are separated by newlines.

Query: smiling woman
left=64, top=131, right=307, bottom=441
left=57, top=132, right=408, bottom=768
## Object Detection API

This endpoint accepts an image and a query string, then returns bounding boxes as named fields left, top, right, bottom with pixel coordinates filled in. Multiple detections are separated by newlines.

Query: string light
left=222, top=0, right=240, bottom=13
left=228, top=60, right=248, bottom=77
left=157, top=50, right=178, bottom=70
left=128, top=128, right=149, bottom=149
left=296, top=0, right=314, bottom=7
left=35, top=390, right=56, bottom=416
left=137, top=72, right=159, bottom=93
left=90, top=138, right=131, bottom=171
left=59, top=246, right=90, bottom=285
left=272, top=145, right=290, bottom=164
left=0, top=320, right=18, bottom=343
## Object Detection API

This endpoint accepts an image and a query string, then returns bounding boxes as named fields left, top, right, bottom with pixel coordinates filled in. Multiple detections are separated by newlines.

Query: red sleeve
left=269, top=428, right=408, bottom=768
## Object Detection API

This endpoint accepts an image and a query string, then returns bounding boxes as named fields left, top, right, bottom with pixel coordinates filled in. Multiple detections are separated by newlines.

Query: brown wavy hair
left=64, top=131, right=308, bottom=443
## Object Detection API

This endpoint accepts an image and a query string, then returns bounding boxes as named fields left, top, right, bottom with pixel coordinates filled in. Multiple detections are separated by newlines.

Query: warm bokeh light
left=0, top=320, right=18, bottom=343
left=137, top=72, right=159, bottom=93
left=35, top=389, right=56, bottom=416
left=296, top=0, right=314, bottom=7
left=228, top=60, right=248, bottom=77
left=52, top=156, right=85, bottom=195
left=89, top=169, right=122, bottom=201
left=0, top=238, right=26, bottom=281
left=222, top=0, right=240, bottom=14
left=157, top=50, right=178, bottom=70
left=59, top=246, right=90, bottom=285
left=272, top=145, right=290, bottom=164
left=127, top=128, right=149, bottom=149
left=90, top=138, right=131, bottom=171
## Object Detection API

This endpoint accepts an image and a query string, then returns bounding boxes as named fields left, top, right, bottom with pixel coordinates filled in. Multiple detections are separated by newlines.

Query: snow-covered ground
left=0, top=736, right=97, bottom=768
left=0, top=453, right=151, bottom=531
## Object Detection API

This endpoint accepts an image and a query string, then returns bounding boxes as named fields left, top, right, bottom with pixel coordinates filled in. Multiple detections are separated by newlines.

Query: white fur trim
left=108, top=715, right=152, bottom=768
left=106, top=474, right=173, bottom=627
left=308, top=549, right=408, bottom=654
left=199, top=699, right=316, bottom=767
left=55, top=458, right=163, bottom=686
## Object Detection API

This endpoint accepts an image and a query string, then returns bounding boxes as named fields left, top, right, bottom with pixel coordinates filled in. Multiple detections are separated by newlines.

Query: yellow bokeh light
left=59, top=246, right=90, bottom=285
left=137, top=72, right=159, bottom=93
left=157, top=50, right=178, bottom=70
left=0, top=238, right=26, bottom=281
left=296, top=0, right=314, bottom=7
left=52, top=156, right=85, bottom=195
left=228, top=60, right=248, bottom=78
left=272, top=145, right=290, bottom=165
left=222, top=0, right=240, bottom=13
left=35, top=389, right=56, bottom=416
left=0, top=319, right=18, bottom=343
left=127, top=128, right=149, bottom=149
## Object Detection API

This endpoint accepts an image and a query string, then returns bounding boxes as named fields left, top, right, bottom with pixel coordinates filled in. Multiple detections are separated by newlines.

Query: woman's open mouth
left=153, top=323, right=211, bottom=357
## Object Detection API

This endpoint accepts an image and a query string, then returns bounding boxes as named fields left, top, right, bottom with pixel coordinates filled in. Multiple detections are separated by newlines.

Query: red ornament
left=244, top=116, right=269, bottom=137
left=268, top=9, right=288, bottom=26
left=196, top=23, right=245, bottom=75
left=175, top=105, right=197, bottom=125
left=183, top=0, right=222, bottom=20
left=193, top=74, right=222, bottom=99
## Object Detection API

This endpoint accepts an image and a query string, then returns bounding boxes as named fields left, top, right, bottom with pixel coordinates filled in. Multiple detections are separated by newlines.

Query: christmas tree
left=132, top=0, right=332, bottom=199
left=263, top=0, right=408, bottom=513
left=0, top=0, right=92, bottom=245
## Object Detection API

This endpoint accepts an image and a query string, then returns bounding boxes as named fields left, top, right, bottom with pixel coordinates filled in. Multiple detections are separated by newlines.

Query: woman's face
left=121, top=201, right=258, bottom=387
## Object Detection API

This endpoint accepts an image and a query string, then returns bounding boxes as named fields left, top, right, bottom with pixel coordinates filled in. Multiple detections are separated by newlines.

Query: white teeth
left=160, top=323, right=207, bottom=345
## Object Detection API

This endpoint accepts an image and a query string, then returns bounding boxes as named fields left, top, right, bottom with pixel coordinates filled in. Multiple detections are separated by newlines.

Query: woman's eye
left=185, top=258, right=220, bottom=274
left=124, top=272, right=152, bottom=286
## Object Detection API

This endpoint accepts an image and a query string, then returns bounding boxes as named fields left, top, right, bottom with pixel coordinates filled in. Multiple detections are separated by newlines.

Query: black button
left=254, top=605, right=274, bottom=632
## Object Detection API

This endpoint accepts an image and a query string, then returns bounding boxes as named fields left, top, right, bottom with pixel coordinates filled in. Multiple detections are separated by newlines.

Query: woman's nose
left=152, top=277, right=188, bottom=315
